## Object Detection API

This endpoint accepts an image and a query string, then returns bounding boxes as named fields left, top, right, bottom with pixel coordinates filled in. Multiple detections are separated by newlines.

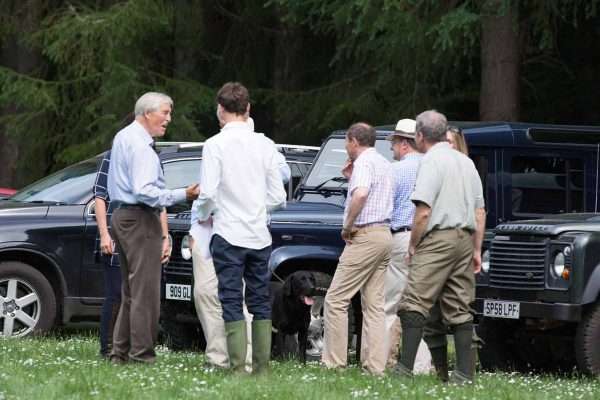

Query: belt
left=114, top=202, right=159, bottom=213
left=390, top=227, right=411, bottom=234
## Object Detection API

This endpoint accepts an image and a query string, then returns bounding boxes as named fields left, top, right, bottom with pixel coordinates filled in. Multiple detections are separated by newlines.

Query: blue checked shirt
left=390, top=151, right=423, bottom=230
left=93, top=151, right=120, bottom=267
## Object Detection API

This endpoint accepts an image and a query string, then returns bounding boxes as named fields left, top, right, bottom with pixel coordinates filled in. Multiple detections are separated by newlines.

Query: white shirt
left=107, top=120, right=186, bottom=208
left=192, top=121, right=287, bottom=249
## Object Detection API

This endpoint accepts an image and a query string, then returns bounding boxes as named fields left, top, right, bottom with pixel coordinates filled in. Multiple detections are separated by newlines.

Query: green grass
left=1, top=331, right=599, bottom=400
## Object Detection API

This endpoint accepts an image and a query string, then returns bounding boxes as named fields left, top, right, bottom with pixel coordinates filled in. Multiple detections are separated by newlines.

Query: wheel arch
left=581, top=262, right=600, bottom=304
left=268, top=245, right=340, bottom=280
left=0, top=248, right=66, bottom=317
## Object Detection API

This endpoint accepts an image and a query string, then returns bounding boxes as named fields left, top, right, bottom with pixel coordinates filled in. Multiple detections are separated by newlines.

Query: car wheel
left=0, top=261, right=57, bottom=337
left=476, top=317, right=521, bottom=372
left=159, top=300, right=206, bottom=351
left=575, top=301, right=600, bottom=377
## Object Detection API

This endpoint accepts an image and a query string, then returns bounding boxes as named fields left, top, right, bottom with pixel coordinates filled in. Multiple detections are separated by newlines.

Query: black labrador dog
left=268, top=271, right=316, bottom=363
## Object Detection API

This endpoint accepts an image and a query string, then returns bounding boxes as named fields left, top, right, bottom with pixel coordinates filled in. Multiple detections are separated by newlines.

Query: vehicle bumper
left=473, top=298, right=582, bottom=322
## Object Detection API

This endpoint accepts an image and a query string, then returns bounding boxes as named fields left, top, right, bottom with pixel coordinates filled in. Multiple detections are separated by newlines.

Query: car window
left=163, top=158, right=202, bottom=190
left=11, top=155, right=102, bottom=204
left=304, top=138, right=393, bottom=188
left=510, top=156, right=584, bottom=214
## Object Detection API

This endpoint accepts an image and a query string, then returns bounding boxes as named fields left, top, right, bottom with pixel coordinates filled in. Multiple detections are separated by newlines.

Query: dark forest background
left=0, top=0, right=598, bottom=188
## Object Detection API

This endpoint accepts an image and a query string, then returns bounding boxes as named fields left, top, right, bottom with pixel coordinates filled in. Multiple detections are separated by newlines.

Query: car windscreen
left=304, top=138, right=394, bottom=188
left=11, top=155, right=103, bottom=204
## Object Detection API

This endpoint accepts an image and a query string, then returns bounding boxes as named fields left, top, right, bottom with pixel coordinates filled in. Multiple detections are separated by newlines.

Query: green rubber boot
left=429, top=345, right=449, bottom=382
left=225, top=320, right=248, bottom=376
left=450, top=322, right=474, bottom=384
left=251, top=320, right=272, bottom=378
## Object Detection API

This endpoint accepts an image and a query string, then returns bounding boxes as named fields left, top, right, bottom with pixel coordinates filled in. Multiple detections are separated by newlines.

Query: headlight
left=552, top=252, right=566, bottom=277
left=481, top=249, right=490, bottom=273
left=181, top=234, right=192, bottom=260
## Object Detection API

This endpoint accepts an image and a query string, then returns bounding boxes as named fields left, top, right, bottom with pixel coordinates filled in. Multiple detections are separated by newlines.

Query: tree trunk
left=479, top=0, right=520, bottom=122
left=0, top=1, right=42, bottom=189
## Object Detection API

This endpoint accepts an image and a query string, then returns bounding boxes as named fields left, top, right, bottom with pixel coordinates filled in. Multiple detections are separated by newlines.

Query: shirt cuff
left=172, top=188, right=187, bottom=204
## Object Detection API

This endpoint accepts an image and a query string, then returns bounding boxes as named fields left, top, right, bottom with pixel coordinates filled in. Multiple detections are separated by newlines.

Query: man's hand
left=189, top=236, right=195, bottom=252
left=198, top=214, right=213, bottom=227
left=99, top=231, right=114, bottom=255
left=472, top=250, right=482, bottom=274
left=161, top=237, right=172, bottom=264
left=342, top=158, right=353, bottom=180
left=404, top=247, right=416, bottom=266
left=185, top=183, right=200, bottom=201
left=341, top=226, right=358, bottom=244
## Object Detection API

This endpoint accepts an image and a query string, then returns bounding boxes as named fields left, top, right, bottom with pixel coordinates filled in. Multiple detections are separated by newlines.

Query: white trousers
left=385, top=231, right=432, bottom=373
left=191, top=244, right=252, bottom=368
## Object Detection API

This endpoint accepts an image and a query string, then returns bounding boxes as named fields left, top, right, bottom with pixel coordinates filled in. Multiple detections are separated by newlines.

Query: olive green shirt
left=410, top=142, right=484, bottom=235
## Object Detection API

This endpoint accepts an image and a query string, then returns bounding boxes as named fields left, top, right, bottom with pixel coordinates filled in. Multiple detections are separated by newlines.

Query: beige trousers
left=385, top=231, right=432, bottom=373
left=322, top=226, right=391, bottom=375
left=191, top=244, right=252, bottom=368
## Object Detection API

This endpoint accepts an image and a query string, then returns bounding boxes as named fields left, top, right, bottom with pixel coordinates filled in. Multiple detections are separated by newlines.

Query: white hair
left=134, top=92, right=173, bottom=117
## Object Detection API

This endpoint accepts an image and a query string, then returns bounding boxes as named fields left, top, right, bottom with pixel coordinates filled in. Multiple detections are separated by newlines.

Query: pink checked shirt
left=345, top=147, right=393, bottom=227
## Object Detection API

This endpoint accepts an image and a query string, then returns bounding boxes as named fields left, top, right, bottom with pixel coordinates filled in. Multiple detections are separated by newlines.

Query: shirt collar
left=221, top=121, right=252, bottom=132
left=400, top=151, right=423, bottom=162
left=132, top=120, right=154, bottom=145
left=428, top=141, right=452, bottom=153
left=355, top=147, right=377, bottom=162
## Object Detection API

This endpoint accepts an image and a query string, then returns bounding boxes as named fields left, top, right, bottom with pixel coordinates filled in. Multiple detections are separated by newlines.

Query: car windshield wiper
left=312, top=176, right=347, bottom=191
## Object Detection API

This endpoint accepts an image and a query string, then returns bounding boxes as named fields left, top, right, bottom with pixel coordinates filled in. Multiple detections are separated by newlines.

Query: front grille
left=164, top=231, right=193, bottom=276
left=489, top=239, right=547, bottom=290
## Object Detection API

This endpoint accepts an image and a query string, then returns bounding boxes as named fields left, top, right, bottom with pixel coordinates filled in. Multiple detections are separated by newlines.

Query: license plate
left=165, top=284, right=192, bottom=301
left=483, top=300, right=520, bottom=319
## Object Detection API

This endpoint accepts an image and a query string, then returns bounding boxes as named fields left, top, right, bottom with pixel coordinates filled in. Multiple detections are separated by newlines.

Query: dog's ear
left=284, top=276, right=293, bottom=296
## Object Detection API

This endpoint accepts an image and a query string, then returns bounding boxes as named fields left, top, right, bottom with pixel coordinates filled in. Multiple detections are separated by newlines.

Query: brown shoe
left=110, top=356, right=127, bottom=365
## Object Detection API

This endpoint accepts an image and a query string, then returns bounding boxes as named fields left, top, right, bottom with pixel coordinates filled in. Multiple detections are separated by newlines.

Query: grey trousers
left=110, top=207, right=162, bottom=363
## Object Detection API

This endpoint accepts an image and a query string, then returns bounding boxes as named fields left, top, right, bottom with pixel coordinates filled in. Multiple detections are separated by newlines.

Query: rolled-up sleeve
left=196, top=142, right=220, bottom=221
left=93, top=152, right=111, bottom=201
left=266, top=148, right=287, bottom=211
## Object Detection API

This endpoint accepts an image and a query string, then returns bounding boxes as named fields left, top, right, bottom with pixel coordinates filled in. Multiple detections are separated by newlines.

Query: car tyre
left=575, top=301, right=600, bottom=377
left=0, top=261, right=56, bottom=337
left=476, top=317, right=521, bottom=372
left=159, top=300, right=205, bottom=351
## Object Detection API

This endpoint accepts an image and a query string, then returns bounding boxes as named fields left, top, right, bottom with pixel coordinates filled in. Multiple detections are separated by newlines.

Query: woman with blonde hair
left=446, top=125, right=468, bottom=155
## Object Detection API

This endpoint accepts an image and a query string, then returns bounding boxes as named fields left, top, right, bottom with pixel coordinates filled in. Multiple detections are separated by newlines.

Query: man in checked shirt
left=322, top=122, right=393, bottom=375
left=384, top=119, right=432, bottom=372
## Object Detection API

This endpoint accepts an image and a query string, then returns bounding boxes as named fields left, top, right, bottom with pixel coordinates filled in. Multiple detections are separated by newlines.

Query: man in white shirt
left=194, top=82, right=287, bottom=376
left=189, top=117, right=290, bottom=370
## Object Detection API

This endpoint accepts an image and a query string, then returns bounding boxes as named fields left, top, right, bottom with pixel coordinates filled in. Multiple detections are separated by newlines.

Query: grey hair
left=415, top=110, right=447, bottom=143
left=134, top=92, right=173, bottom=117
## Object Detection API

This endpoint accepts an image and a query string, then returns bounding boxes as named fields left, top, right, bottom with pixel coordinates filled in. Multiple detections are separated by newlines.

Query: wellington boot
left=429, top=345, right=449, bottom=382
left=225, top=320, right=248, bottom=376
left=251, top=320, right=272, bottom=378
left=470, top=344, right=478, bottom=379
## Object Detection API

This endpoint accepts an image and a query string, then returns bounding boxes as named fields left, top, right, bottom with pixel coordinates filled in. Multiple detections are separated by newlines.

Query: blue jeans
left=211, top=234, right=271, bottom=323
left=99, top=255, right=122, bottom=357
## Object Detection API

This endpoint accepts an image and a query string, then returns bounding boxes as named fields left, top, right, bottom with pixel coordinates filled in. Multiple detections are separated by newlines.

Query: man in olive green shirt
left=395, top=110, right=485, bottom=385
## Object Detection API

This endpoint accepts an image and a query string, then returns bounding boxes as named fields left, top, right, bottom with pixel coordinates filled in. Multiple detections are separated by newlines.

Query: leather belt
left=390, top=227, right=411, bottom=234
left=114, top=202, right=159, bottom=213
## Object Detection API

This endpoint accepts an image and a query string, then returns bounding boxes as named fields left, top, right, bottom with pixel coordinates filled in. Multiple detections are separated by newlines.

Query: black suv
left=468, top=125, right=600, bottom=376
left=0, top=143, right=317, bottom=338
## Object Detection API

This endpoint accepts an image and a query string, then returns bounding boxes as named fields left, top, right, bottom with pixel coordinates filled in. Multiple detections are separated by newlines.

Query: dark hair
left=347, top=122, right=376, bottom=147
left=122, top=112, right=136, bottom=128
left=216, top=82, right=249, bottom=115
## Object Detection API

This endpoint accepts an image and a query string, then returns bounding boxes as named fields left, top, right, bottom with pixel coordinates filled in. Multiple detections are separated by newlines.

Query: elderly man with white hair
left=107, top=92, right=199, bottom=364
